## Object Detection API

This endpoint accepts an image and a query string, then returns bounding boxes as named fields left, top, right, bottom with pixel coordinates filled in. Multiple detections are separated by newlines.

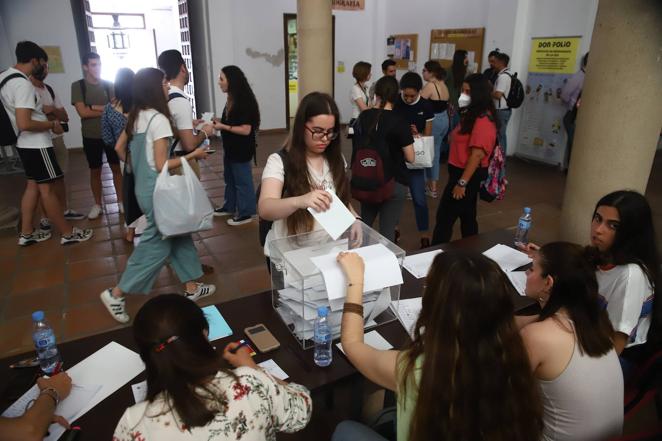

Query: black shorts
left=83, top=137, right=120, bottom=169
left=16, top=147, right=63, bottom=183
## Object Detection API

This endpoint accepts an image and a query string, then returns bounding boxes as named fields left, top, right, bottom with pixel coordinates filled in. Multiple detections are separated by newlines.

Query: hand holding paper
left=196, top=111, right=214, bottom=130
left=306, top=190, right=355, bottom=240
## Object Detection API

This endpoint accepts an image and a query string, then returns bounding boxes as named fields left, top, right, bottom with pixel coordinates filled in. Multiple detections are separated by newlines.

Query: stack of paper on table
left=505, top=271, right=527, bottom=296
left=390, top=297, right=422, bottom=338
left=2, top=342, right=144, bottom=441
left=336, top=330, right=393, bottom=354
left=482, top=244, right=532, bottom=272
left=403, top=249, right=443, bottom=278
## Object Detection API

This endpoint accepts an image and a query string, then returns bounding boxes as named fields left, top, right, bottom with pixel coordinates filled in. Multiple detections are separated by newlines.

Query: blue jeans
left=496, top=109, right=512, bottom=156
left=425, top=111, right=449, bottom=182
left=332, top=421, right=388, bottom=441
left=221, top=155, right=256, bottom=218
left=408, top=169, right=429, bottom=232
left=441, top=110, right=460, bottom=157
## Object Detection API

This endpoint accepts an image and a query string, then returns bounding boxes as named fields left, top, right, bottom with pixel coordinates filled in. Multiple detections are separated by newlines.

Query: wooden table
left=0, top=228, right=534, bottom=440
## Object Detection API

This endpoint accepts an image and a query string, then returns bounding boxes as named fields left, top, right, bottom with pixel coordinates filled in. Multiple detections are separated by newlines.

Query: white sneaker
left=99, top=289, right=130, bottom=323
left=184, top=283, right=216, bottom=302
left=60, top=227, right=94, bottom=245
left=88, top=204, right=103, bottom=220
left=18, top=229, right=52, bottom=246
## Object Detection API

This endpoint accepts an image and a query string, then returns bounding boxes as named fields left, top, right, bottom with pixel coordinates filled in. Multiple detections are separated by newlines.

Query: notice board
left=429, top=28, right=485, bottom=73
left=388, top=34, right=418, bottom=70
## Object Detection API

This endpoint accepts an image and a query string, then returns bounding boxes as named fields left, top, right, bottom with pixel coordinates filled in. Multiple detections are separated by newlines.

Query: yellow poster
left=528, top=37, right=580, bottom=74
left=43, top=46, right=64, bottom=73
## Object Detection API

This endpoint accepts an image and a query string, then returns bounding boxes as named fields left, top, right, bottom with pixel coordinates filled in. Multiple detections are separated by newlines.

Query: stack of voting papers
left=390, top=297, right=422, bottom=338
left=482, top=244, right=532, bottom=272
left=482, top=244, right=530, bottom=296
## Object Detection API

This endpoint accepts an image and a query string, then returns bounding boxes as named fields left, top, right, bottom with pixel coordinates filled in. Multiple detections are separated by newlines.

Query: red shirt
left=448, top=115, right=497, bottom=169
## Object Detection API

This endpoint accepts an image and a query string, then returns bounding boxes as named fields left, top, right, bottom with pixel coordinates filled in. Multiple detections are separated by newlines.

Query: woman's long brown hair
left=401, top=250, right=543, bottom=441
left=284, top=92, right=349, bottom=235
left=125, top=67, right=176, bottom=143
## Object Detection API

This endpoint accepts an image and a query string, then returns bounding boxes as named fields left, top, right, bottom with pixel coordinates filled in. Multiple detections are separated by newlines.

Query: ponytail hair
left=537, top=242, right=615, bottom=356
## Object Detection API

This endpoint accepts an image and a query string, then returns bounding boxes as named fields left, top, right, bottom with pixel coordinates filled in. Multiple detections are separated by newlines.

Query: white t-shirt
left=261, top=152, right=342, bottom=256
left=133, top=109, right=173, bottom=171
left=0, top=67, right=52, bottom=148
left=34, top=83, right=64, bottom=139
left=494, top=68, right=512, bottom=109
left=167, top=85, right=193, bottom=153
left=113, top=367, right=312, bottom=441
left=596, top=263, right=654, bottom=347
left=350, top=83, right=370, bottom=119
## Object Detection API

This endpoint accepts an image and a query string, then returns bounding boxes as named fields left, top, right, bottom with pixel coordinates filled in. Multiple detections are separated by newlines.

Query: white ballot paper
left=307, top=190, right=355, bottom=240
left=336, top=330, right=393, bottom=355
left=482, top=244, right=532, bottom=272
left=2, top=383, right=102, bottom=441
left=390, top=297, right=422, bottom=338
left=196, top=111, right=214, bottom=130
left=132, top=380, right=147, bottom=403
left=505, top=270, right=528, bottom=296
left=258, top=359, right=289, bottom=380
left=403, top=249, right=443, bottom=279
left=311, top=243, right=403, bottom=300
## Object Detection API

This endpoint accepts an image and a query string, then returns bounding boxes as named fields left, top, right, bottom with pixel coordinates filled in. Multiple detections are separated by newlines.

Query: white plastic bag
left=406, top=136, right=435, bottom=169
left=153, top=157, right=214, bottom=237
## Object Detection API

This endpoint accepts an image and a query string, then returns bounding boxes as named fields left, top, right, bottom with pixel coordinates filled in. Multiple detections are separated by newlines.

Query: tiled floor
left=0, top=133, right=660, bottom=358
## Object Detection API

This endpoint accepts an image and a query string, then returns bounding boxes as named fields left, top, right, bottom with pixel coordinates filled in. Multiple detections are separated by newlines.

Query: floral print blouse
left=113, top=367, right=312, bottom=441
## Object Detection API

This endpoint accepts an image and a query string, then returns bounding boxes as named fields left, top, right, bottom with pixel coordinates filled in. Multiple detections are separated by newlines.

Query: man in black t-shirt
left=393, top=72, right=434, bottom=248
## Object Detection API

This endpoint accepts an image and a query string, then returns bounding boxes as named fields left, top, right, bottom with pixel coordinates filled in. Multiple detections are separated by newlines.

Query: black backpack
left=504, top=71, right=525, bottom=109
left=167, top=92, right=187, bottom=156
left=256, top=148, right=288, bottom=247
left=0, top=71, right=28, bottom=146
left=350, top=109, right=395, bottom=204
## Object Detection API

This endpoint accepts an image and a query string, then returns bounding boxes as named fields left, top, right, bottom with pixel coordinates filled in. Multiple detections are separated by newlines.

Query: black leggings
left=432, top=164, right=487, bottom=245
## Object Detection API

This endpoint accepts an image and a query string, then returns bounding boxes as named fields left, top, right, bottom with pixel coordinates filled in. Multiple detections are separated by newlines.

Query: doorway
left=71, top=0, right=196, bottom=112
left=283, top=14, right=335, bottom=130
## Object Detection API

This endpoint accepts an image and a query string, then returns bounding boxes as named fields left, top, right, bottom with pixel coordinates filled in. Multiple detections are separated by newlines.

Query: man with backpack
left=71, top=52, right=120, bottom=220
left=31, top=54, right=85, bottom=228
left=157, top=50, right=214, bottom=179
left=0, top=41, right=93, bottom=246
left=492, top=52, right=513, bottom=155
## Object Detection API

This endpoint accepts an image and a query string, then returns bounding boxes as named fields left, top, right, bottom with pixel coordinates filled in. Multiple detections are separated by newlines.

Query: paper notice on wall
left=431, top=43, right=440, bottom=59
left=468, top=51, right=475, bottom=67
left=444, top=43, right=456, bottom=60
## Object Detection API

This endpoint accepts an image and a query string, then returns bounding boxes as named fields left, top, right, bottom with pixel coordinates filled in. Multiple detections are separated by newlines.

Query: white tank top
left=540, top=319, right=624, bottom=441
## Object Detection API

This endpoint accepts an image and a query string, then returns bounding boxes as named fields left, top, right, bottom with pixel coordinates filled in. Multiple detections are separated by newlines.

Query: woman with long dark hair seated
left=113, top=294, right=312, bottom=440
left=431, top=73, right=498, bottom=245
left=522, top=190, right=661, bottom=364
left=521, top=242, right=624, bottom=440
left=332, top=250, right=542, bottom=441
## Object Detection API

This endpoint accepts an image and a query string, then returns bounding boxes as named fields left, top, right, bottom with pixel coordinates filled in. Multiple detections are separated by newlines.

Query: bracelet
left=348, top=281, right=363, bottom=288
left=355, top=216, right=362, bottom=221
left=39, top=387, right=60, bottom=407
left=343, top=302, right=364, bottom=316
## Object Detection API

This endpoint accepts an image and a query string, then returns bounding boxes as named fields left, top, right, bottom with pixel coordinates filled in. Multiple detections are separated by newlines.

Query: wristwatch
left=457, top=179, right=468, bottom=188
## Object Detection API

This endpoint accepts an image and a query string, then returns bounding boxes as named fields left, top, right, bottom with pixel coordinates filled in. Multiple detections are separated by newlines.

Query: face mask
left=458, top=93, right=471, bottom=108
left=32, top=63, right=46, bottom=80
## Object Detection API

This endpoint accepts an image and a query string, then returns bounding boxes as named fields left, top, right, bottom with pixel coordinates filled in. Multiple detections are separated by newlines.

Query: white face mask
left=458, top=93, right=471, bottom=108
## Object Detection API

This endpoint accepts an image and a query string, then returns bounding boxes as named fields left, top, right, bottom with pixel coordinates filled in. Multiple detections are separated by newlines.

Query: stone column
left=297, top=0, right=333, bottom=98
left=560, top=0, right=662, bottom=243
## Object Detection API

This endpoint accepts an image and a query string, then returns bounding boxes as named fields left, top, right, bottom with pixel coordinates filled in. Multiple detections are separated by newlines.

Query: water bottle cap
left=524, top=207, right=531, bottom=213
left=32, top=310, right=45, bottom=321
left=317, top=306, right=329, bottom=317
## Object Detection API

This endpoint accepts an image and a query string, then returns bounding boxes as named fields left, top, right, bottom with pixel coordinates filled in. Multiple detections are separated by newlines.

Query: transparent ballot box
left=269, top=222, right=405, bottom=349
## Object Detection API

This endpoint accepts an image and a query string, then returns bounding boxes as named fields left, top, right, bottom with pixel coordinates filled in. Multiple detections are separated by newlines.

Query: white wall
left=0, top=0, right=599, bottom=139
left=0, top=12, right=13, bottom=69
left=0, top=0, right=86, bottom=148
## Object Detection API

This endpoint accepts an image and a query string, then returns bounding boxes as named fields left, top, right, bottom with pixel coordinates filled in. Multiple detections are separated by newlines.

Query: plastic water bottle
left=32, top=310, right=61, bottom=374
left=514, top=207, right=532, bottom=247
left=313, top=306, right=332, bottom=367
